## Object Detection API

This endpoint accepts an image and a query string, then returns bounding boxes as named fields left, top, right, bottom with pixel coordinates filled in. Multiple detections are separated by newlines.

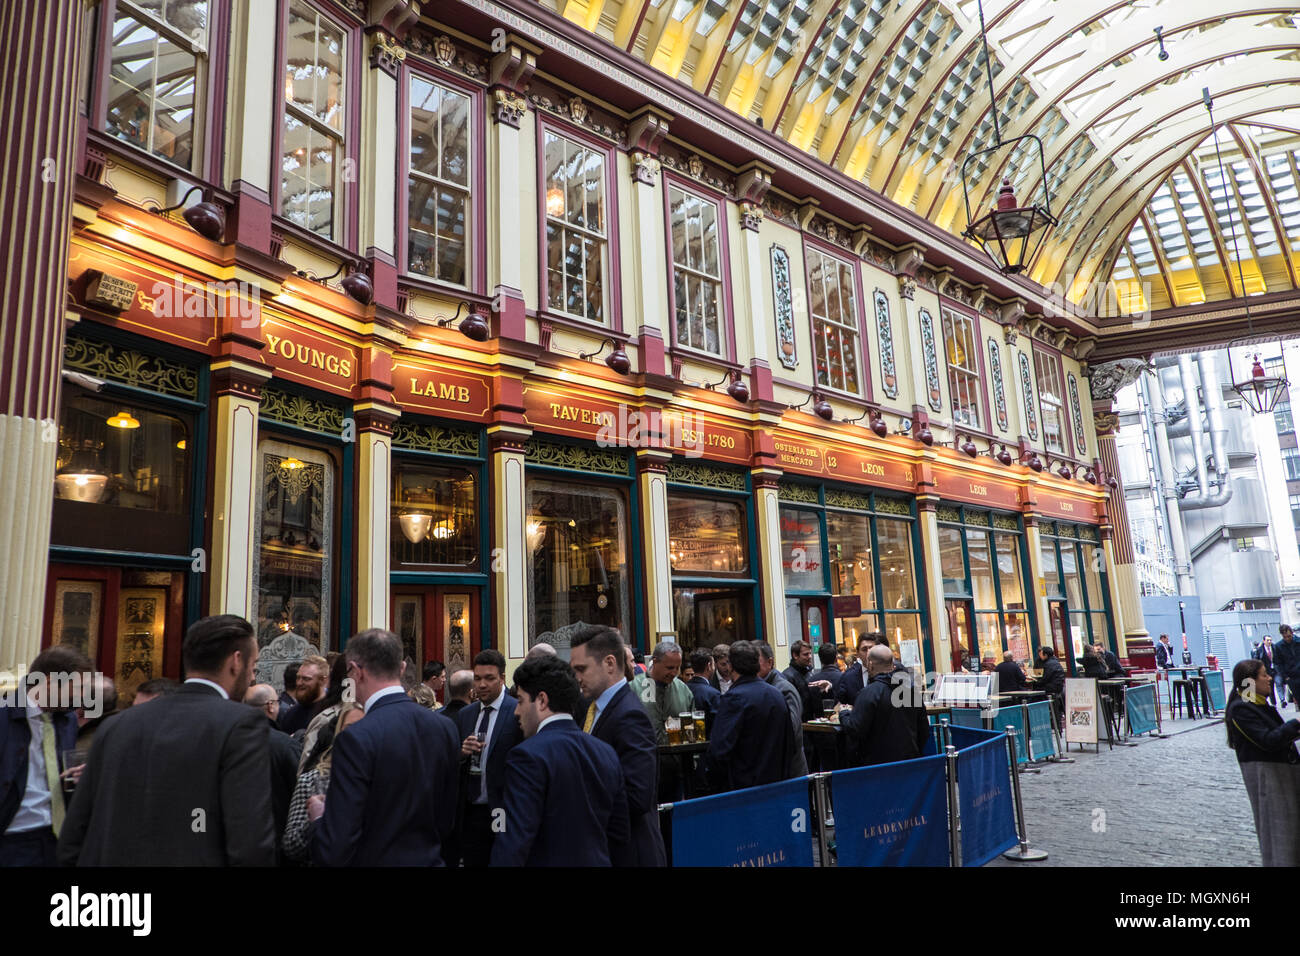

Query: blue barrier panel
left=1025, top=700, right=1057, bottom=758
left=948, top=707, right=985, bottom=729
left=948, top=724, right=1003, bottom=750
left=994, top=706, right=1028, bottom=764
left=956, top=736, right=1018, bottom=867
left=921, top=725, right=939, bottom=756
left=831, top=756, right=949, bottom=867
left=1203, top=670, right=1226, bottom=711
left=671, top=776, right=814, bottom=867
left=1124, top=684, right=1158, bottom=737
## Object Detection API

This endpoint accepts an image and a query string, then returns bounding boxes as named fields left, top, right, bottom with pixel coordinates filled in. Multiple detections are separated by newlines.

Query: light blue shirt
left=590, top=678, right=627, bottom=733
left=363, top=684, right=405, bottom=713
left=6, top=694, right=52, bottom=834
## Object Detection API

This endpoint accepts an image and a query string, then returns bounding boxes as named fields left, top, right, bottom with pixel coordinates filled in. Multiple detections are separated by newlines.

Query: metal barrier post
left=657, top=803, right=673, bottom=867
left=812, top=773, right=831, bottom=868
left=945, top=744, right=961, bottom=867
left=940, top=716, right=951, bottom=753
left=1153, top=673, right=1168, bottom=738
left=1001, top=725, right=1048, bottom=862
left=1019, top=701, right=1041, bottom=773
left=1048, top=698, right=1074, bottom=763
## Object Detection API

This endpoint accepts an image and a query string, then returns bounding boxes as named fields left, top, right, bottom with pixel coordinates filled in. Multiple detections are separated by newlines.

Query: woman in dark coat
left=1225, top=658, right=1300, bottom=866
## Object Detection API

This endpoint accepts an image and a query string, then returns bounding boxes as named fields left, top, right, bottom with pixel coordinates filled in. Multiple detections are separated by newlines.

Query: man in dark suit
left=570, top=625, right=665, bottom=867
left=454, top=648, right=523, bottom=867
left=243, top=682, right=302, bottom=865
left=309, top=629, right=460, bottom=866
left=490, top=655, right=628, bottom=866
left=993, top=652, right=1027, bottom=692
left=685, top=648, right=721, bottom=733
left=1154, top=634, right=1176, bottom=670
left=841, top=645, right=928, bottom=766
left=1, top=646, right=91, bottom=866
left=709, top=643, right=733, bottom=694
left=442, top=668, right=473, bottom=721
left=705, top=640, right=793, bottom=793
left=836, top=632, right=881, bottom=705
left=810, top=642, right=843, bottom=702
left=1255, top=637, right=1278, bottom=704
left=58, top=615, right=275, bottom=866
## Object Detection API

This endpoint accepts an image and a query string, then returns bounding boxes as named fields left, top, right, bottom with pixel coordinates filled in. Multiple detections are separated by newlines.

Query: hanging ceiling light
left=106, top=410, right=140, bottom=429
left=398, top=511, right=432, bottom=544
left=54, top=440, right=108, bottom=503
left=960, top=0, right=1057, bottom=275
left=281, top=456, right=306, bottom=470
left=545, top=187, right=565, bottom=219
left=1203, top=88, right=1291, bottom=414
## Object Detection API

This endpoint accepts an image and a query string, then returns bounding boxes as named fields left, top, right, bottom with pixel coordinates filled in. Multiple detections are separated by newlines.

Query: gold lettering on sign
left=1060, top=501, right=1075, bottom=512
left=408, top=377, right=471, bottom=403
left=968, top=482, right=988, bottom=496
left=265, top=332, right=353, bottom=379
left=826, top=454, right=837, bottom=469
left=860, top=462, right=885, bottom=477
left=548, top=402, right=614, bottom=427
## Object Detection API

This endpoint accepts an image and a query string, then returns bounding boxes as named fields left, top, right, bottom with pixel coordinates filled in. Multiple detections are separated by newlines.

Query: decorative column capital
left=368, top=31, right=406, bottom=77
left=1088, top=358, right=1149, bottom=403
left=740, top=201, right=764, bottom=232
left=366, top=0, right=422, bottom=39
left=488, top=426, right=531, bottom=455
left=210, top=359, right=272, bottom=400
left=630, top=151, right=661, bottom=185
left=353, top=401, right=401, bottom=434
left=898, top=275, right=916, bottom=300
left=1093, top=409, right=1121, bottom=437
left=492, top=88, right=530, bottom=129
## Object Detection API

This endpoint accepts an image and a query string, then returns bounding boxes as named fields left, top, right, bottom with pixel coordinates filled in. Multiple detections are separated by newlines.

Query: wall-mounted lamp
left=149, top=184, right=225, bottom=242
left=790, top=391, right=833, bottom=421
left=295, top=260, right=373, bottom=305
left=1022, top=450, right=1043, bottom=473
left=698, top=370, right=749, bottom=404
left=958, top=434, right=978, bottom=458
left=579, top=337, right=632, bottom=375
left=434, top=301, right=492, bottom=342
left=996, top=444, right=1013, bottom=466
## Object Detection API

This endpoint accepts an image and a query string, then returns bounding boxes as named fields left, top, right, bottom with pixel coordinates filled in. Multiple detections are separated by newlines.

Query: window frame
left=1033, top=344, right=1073, bottom=456
left=398, top=63, right=485, bottom=295
left=800, top=234, right=872, bottom=400
left=272, top=0, right=362, bottom=250
left=535, top=117, right=624, bottom=334
left=662, top=173, right=737, bottom=365
left=86, top=0, right=228, bottom=183
left=938, top=302, right=988, bottom=435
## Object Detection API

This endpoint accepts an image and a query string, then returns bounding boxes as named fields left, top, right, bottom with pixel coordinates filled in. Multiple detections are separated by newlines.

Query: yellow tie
left=583, top=701, right=598, bottom=733
left=40, top=714, right=65, bottom=838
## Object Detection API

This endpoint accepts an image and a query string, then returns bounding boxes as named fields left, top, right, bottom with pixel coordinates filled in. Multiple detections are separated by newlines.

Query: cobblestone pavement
left=987, top=719, right=1262, bottom=867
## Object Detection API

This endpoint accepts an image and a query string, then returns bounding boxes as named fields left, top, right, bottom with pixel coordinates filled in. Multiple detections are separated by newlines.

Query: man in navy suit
left=490, top=655, right=628, bottom=866
left=810, top=642, right=843, bottom=701
left=836, top=632, right=881, bottom=705
left=454, top=649, right=523, bottom=867
left=570, top=625, right=666, bottom=867
left=309, top=629, right=460, bottom=866
left=686, top=648, right=721, bottom=734
left=1, top=646, right=91, bottom=866
left=705, top=640, right=793, bottom=793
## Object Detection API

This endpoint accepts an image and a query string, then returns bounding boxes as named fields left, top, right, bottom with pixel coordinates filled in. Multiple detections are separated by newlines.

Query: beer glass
left=665, top=715, right=682, bottom=745
left=59, top=749, right=88, bottom=793
left=468, top=731, right=487, bottom=774
left=693, top=710, right=706, bottom=742
left=679, top=711, right=695, bottom=743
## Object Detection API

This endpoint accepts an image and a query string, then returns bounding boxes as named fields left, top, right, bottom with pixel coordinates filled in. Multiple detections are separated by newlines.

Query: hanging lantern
left=398, top=511, right=432, bottom=544
left=1229, top=351, right=1289, bottom=415
left=106, top=410, right=140, bottom=429
left=55, top=440, right=108, bottom=503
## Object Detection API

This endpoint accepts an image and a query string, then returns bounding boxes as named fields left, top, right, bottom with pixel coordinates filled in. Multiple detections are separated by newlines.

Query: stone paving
left=986, top=717, right=1263, bottom=867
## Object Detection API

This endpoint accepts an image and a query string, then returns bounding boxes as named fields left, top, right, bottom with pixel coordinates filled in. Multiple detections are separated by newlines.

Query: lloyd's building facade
left=2, top=0, right=1147, bottom=697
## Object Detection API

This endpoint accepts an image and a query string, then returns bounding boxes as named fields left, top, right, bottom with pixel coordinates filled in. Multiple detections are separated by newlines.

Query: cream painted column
left=752, top=472, right=789, bottom=650
left=637, top=450, right=674, bottom=639
left=626, top=122, right=671, bottom=374
left=208, top=361, right=271, bottom=619
left=1100, top=536, right=1135, bottom=656
left=358, top=31, right=399, bottom=255
left=1095, top=407, right=1146, bottom=653
left=354, top=403, right=399, bottom=631
left=225, top=0, right=276, bottom=193
left=892, top=251, right=929, bottom=408
left=1023, top=516, right=1054, bottom=655
left=490, top=430, right=530, bottom=675
left=915, top=496, right=950, bottom=672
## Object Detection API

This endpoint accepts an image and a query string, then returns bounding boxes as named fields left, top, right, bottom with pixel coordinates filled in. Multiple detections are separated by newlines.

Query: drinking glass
left=59, top=749, right=88, bottom=793
left=822, top=700, right=837, bottom=718
left=693, top=710, right=706, bottom=743
left=665, top=715, right=682, bottom=745
left=679, top=711, right=695, bottom=743
left=468, top=731, right=487, bottom=775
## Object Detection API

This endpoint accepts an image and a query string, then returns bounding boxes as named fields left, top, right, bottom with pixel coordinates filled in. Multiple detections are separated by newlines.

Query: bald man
left=994, top=651, right=1027, bottom=693
left=244, top=683, right=302, bottom=864
left=443, top=669, right=474, bottom=721
left=839, top=645, right=928, bottom=767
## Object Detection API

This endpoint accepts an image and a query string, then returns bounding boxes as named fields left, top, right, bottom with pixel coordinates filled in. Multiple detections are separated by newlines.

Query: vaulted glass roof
left=544, top=0, right=1300, bottom=312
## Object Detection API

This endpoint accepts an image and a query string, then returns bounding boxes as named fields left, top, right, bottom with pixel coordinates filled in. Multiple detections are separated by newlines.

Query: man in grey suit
left=58, top=615, right=275, bottom=866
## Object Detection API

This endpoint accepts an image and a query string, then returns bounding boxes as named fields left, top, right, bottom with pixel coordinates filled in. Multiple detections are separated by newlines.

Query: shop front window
left=391, top=463, right=478, bottom=569
left=939, top=525, right=966, bottom=595
left=827, top=511, right=874, bottom=608
left=878, top=518, right=917, bottom=610
left=527, top=479, right=630, bottom=649
left=967, top=529, right=996, bottom=607
left=52, top=394, right=191, bottom=554
left=780, top=505, right=824, bottom=591
left=673, top=586, right=749, bottom=648
left=667, top=495, right=747, bottom=574
left=254, top=440, right=334, bottom=650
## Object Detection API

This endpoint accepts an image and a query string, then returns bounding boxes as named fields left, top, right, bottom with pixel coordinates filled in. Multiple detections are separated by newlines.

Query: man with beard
left=0, top=646, right=92, bottom=866
left=58, top=615, right=275, bottom=866
left=280, top=654, right=329, bottom=734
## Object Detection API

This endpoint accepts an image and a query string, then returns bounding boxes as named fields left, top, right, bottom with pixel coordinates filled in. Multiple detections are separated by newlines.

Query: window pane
left=995, top=533, right=1024, bottom=609
left=1081, top=543, right=1105, bottom=611
left=673, top=587, right=751, bottom=648
left=939, top=524, right=966, bottom=595
left=701, top=200, right=719, bottom=276
left=391, top=463, right=478, bottom=569
left=878, top=518, right=917, bottom=611
left=827, top=511, right=875, bottom=610
left=883, top=614, right=924, bottom=669
left=968, top=528, right=997, bottom=608
left=975, top=612, right=1003, bottom=666
left=107, top=10, right=199, bottom=169
left=1060, top=543, right=1084, bottom=608
left=780, top=506, right=824, bottom=592
left=1040, top=538, right=1062, bottom=597
left=1004, top=611, right=1031, bottom=662
left=527, top=480, right=630, bottom=652
left=287, top=1, right=344, bottom=132
left=667, top=494, right=748, bottom=574
left=544, top=131, right=607, bottom=322
left=52, top=394, right=191, bottom=554
left=255, top=440, right=334, bottom=651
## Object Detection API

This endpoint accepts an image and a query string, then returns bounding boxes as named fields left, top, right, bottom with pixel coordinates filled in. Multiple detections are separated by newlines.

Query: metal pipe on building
left=1147, top=372, right=1196, bottom=593
left=1179, top=352, right=1233, bottom=510
left=1179, top=354, right=1210, bottom=497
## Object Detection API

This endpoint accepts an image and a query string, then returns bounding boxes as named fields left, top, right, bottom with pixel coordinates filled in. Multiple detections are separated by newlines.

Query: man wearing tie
left=1, top=646, right=90, bottom=866
left=490, top=655, right=628, bottom=866
left=569, top=625, right=666, bottom=867
left=705, top=640, right=792, bottom=793
left=1154, top=633, right=1176, bottom=670
left=454, top=649, right=522, bottom=867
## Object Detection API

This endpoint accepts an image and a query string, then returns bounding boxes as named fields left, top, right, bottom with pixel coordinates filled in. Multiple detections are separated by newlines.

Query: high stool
left=1170, top=678, right=1200, bottom=719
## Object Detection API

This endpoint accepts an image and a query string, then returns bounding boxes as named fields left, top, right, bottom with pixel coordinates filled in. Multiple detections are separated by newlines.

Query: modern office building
left=3, top=1, right=1298, bottom=695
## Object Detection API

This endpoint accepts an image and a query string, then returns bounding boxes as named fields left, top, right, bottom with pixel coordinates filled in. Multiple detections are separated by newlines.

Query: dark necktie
left=476, top=704, right=493, bottom=738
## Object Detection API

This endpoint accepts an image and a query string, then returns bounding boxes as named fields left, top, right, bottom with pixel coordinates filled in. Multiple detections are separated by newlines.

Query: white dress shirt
left=363, top=684, right=406, bottom=713
left=184, top=677, right=229, bottom=699
left=474, top=687, right=507, bottom=804
left=6, top=695, right=52, bottom=834
left=537, top=713, right=574, bottom=733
